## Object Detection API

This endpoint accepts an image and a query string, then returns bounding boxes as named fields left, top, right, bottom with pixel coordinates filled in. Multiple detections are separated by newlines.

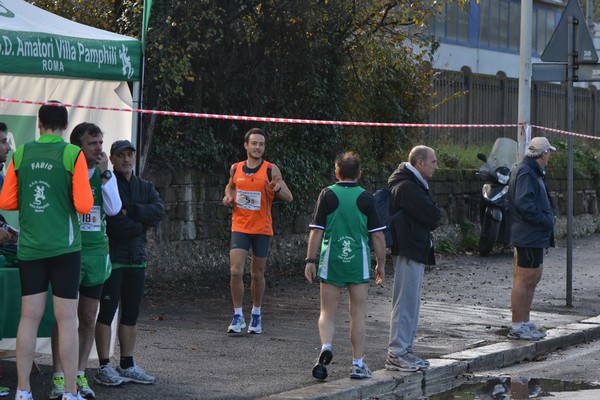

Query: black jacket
left=106, top=171, right=165, bottom=264
left=387, top=163, right=441, bottom=264
left=508, top=156, right=554, bottom=248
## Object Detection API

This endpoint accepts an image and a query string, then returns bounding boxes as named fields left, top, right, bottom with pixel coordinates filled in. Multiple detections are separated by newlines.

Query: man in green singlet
left=305, top=151, right=386, bottom=381
left=48, top=123, right=123, bottom=399
left=0, top=102, right=94, bottom=400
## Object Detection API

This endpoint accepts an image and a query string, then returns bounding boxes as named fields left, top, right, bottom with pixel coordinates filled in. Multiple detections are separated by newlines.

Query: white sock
left=251, top=306, right=261, bottom=316
left=53, top=371, right=65, bottom=379
left=77, top=370, right=85, bottom=377
left=353, top=357, right=364, bottom=367
left=321, top=343, right=332, bottom=351
left=512, top=322, right=525, bottom=330
left=234, top=307, right=243, bottom=316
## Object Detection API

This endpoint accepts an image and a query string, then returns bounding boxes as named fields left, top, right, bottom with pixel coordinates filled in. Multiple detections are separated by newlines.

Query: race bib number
left=236, top=190, right=261, bottom=211
left=80, top=205, right=102, bottom=232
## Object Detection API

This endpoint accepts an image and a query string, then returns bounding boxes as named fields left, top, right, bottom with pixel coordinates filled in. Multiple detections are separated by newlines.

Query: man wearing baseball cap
left=94, top=139, right=165, bottom=386
left=507, top=136, right=556, bottom=340
left=110, top=140, right=136, bottom=156
left=527, top=136, right=557, bottom=153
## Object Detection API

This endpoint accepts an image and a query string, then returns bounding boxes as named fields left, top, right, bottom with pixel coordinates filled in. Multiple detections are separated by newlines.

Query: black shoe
left=312, top=363, right=328, bottom=380
left=312, top=347, right=333, bottom=380
left=318, top=347, right=333, bottom=365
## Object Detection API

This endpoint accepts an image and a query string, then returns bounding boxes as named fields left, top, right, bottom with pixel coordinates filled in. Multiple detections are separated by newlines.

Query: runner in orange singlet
left=222, top=128, right=293, bottom=334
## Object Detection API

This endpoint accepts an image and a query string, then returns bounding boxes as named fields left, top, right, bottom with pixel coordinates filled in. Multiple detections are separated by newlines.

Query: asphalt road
left=2, top=234, right=600, bottom=399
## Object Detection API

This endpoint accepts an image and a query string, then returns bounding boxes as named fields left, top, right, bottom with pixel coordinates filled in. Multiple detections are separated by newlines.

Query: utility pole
left=517, top=0, right=532, bottom=160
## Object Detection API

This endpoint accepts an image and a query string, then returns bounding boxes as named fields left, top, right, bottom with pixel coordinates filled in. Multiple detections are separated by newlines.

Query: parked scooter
left=476, top=137, right=517, bottom=256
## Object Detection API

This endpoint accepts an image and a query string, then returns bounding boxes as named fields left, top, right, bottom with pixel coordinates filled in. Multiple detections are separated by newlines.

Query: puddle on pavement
left=426, top=376, right=600, bottom=399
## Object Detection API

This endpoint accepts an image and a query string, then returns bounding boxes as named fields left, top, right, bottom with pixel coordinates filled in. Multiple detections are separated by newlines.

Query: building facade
left=430, top=0, right=599, bottom=78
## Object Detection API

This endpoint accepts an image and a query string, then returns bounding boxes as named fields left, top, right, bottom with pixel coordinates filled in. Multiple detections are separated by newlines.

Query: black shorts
left=230, top=232, right=271, bottom=257
left=19, top=251, right=81, bottom=299
left=516, top=247, right=544, bottom=268
left=79, top=283, right=104, bottom=300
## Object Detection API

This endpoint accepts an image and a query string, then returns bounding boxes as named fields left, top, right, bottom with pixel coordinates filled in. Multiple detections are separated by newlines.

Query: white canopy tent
left=0, top=0, right=142, bottom=355
left=0, top=0, right=142, bottom=166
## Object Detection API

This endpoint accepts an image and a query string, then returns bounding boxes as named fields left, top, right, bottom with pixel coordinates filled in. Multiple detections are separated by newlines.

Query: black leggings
left=97, top=267, right=146, bottom=326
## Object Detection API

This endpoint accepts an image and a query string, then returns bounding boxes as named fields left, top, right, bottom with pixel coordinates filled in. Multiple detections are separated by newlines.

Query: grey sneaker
left=227, top=314, right=246, bottom=333
left=49, top=375, right=65, bottom=400
left=94, top=364, right=125, bottom=386
left=525, top=321, right=547, bottom=338
left=350, top=363, right=372, bottom=379
left=117, top=363, right=156, bottom=384
left=248, top=314, right=262, bottom=334
left=76, top=374, right=95, bottom=399
left=403, top=352, right=430, bottom=370
left=385, top=353, right=419, bottom=372
left=507, top=324, right=545, bottom=341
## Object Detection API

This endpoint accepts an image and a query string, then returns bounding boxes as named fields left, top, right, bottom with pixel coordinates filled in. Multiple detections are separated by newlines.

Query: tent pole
left=132, top=80, right=141, bottom=175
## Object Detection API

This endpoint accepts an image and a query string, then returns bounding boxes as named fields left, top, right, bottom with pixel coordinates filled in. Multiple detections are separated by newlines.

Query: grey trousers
left=388, top=255, right=425, bottom=356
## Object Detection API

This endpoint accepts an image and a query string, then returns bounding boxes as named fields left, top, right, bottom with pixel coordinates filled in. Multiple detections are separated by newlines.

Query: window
left=434, top=4, right=447, bottom=38
left=509, top=1, right=520, bottom=50
left=532, top=6, right=561, bottom=55
left=499, top=0, right=510, bottom=49
left=479, top=0, right=491, bottom=47
left=458, top=5, right=470, bottom=42
left=432, top=0, right=560, bottom=55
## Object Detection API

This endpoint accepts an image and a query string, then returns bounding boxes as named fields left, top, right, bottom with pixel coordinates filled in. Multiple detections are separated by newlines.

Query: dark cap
left=110, top=140, right=136, bottom=156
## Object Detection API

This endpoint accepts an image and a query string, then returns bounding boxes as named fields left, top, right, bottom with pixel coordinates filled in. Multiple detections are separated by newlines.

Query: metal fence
left=428, top=66, right=600, bottom=146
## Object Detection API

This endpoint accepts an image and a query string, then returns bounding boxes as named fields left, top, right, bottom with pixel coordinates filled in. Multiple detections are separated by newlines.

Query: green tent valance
left=0, top=1, right=141, bottom=81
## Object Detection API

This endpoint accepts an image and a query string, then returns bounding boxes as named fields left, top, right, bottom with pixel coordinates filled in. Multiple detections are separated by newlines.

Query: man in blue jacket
left=507, top=136, right=556, bottom=341
left=385, top=145, right=441, bottom=372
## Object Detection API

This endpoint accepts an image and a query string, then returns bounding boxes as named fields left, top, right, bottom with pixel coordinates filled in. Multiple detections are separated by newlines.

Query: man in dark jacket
left=94, top=140, right=165, bottom=387
left=385, top=145, right=441, bottom=373
left=507, top=136, right=555, bottom=341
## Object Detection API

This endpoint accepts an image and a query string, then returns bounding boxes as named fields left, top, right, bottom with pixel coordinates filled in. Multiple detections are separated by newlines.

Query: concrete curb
left=263, top=318, right=600, bottom=399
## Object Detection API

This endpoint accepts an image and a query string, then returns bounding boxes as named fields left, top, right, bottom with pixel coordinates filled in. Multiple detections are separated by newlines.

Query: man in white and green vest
left=48, top=123, right=122, bottom=400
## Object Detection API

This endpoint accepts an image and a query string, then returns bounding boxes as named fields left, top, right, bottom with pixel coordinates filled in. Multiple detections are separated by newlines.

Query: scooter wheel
left=479, top=214, right=501, bottom=256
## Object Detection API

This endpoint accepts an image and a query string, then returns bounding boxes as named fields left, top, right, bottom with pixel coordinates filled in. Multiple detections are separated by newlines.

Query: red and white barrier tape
left=530, top=125, right=600, bottom=140
left=0, top=97, right=520, bottom=128
left=1, top=97, right=599, bottom=139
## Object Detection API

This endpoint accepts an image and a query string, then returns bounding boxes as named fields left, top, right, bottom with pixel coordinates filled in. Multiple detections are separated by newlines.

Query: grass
left=436, top=143, right=493, bottom=170
left=436, top=140, right=600, bottom=184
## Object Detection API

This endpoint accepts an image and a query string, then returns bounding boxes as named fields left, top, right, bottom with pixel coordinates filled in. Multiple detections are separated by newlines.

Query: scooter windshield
left=479, top=137, right=518, bottom=174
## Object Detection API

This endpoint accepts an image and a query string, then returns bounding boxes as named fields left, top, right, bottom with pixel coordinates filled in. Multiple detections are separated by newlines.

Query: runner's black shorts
left=19, top=251, right=81, bottom=299
left=230, top=232, right=271, bottom=257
